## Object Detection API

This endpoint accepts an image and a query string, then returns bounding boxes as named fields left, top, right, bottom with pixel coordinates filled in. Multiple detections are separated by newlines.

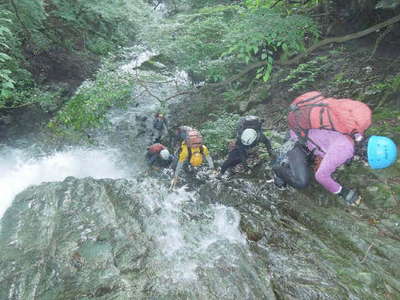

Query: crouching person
left=170, top=127, right=215, bottom=189
left=146, top=143, right=174, bottom=170
left=220, top=116, right=275, bottom=176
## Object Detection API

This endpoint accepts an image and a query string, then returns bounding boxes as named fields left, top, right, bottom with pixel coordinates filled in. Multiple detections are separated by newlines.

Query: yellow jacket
left=178, top=143, right=210, bottom=163
left=174, top=142, right=214, bottom=178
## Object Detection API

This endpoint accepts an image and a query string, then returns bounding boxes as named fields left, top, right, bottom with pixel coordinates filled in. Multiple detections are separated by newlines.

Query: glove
left=338, top=187, right=361, bottom=206
left=169, top=177, right=178, bottom=190
left=211, top=169, right=219, bottom=175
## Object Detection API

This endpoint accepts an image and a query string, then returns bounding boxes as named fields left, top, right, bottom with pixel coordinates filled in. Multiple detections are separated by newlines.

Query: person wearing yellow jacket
left=171, top=142, right=215, bottom=188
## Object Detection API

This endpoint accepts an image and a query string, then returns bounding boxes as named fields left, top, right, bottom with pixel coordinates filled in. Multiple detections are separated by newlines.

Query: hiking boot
left=273, top=174, right=287, bottom=189
left=339, top=187, right=361, bottom=206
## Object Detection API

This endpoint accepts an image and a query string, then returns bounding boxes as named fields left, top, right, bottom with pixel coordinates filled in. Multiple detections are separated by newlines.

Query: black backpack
left=236, top=116, right=262, bottom=139
left=153, top=118, right=164, bottom=130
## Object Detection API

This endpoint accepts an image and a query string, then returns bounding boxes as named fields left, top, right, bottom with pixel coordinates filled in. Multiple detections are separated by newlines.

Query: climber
left=171, top=125, right=193, bottom=149
left=146, top=143, right=174, bottom=169
left=272, top=91, right=398, bottom=206
left=219, top=116, right=275, bottom=176
left=171, top=127, right=215, bottom=188
left=152, top=112, right=168, bottom=143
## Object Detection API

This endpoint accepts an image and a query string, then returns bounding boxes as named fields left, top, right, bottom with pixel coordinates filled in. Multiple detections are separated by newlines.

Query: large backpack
left=236, top=116, right=262, bottom=139
left=185, top=129, right=203, bottom=148
left=288, top=91, right=372, bottom=143
left=148, top=143, right=166, bottom=153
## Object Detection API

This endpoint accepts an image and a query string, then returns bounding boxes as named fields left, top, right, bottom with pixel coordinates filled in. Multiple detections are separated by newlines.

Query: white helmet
left=241, top=128, right=257, bottom=146
left=160, top=149, right=170, bottom=160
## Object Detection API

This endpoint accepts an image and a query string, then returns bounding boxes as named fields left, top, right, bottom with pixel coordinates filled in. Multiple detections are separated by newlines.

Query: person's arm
left=202, top=146, right=214, bottom=169
left=237, top=146, right=248, bottom=165
left=220, top=159, right=229, bottom=175
left=259, top=133, right=274, bottom=157
left=173, top=145, right=188, bottom=179
left=163, top=119, right=169, bottom=132
left=314, top=140, right=354, bottom=194
left=174, top=161, right=184, bottom=178
left=205, top=155, right=214, bottom=169
left=146, top=151, right=158, bottom=166
left=220, top=148, right=246, bottom=174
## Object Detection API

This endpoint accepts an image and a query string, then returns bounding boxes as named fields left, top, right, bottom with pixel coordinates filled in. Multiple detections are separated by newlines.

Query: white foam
left=0, top=147, right=127, bottom=217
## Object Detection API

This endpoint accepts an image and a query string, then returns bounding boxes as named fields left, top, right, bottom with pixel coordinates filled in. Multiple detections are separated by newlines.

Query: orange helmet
left=190, top=152, right=203, bottom=167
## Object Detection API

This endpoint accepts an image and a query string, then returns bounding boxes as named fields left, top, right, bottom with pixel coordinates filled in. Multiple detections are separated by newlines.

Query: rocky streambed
left=1, top=45, right=400, bottom=299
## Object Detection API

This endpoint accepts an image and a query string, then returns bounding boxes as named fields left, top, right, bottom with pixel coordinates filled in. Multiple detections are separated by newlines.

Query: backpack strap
left=188, top=145, right=204, bottom=162
left=294, top=129, right=325, bottom=155
left=290, top=93, right=323, bottom=110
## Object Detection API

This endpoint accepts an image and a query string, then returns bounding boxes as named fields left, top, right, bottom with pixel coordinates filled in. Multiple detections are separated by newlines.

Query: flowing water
left=0, top=146, right=127, bottom=217
left=1, top=40, right=400, bottom=300
left=0, top=47, right=267, bottom=298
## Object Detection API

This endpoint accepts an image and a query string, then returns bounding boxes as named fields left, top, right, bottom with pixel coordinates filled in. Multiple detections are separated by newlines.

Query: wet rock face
left=0, top=177, right=152, bottom=299
left=199, top=177, right=400, bottom=299
left=0, top=177, right=277, bottom=299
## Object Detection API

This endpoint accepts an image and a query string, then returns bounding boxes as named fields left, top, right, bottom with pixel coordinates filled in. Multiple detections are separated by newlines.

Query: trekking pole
left=169, top=178, right=176, bottom=191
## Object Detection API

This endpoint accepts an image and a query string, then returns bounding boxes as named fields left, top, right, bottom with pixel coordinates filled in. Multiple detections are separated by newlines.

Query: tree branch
left=203, top=14, right=400, bottom=89
left=282, top=13, right=400, bottom=65
left=134, top=71, right=198, bottom=105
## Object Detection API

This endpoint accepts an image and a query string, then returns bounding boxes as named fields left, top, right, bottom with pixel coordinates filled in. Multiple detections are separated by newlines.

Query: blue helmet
left=367, top=136, right=398, bottom=169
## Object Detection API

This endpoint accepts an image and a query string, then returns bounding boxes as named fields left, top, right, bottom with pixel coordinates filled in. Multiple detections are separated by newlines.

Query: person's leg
left=272, top=144, right=311, bottom=189
left=153, top=130, right=162, bottom=143
left=220, top=149, right=246, bottom=174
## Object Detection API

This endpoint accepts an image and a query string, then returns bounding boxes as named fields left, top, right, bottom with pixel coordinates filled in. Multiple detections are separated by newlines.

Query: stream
left=0, top=47, right=277, bottom=299
left=1, top=40, right=400, bottom=300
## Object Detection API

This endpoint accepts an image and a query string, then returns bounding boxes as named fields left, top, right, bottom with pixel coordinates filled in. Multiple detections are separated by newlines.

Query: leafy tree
left=0, top=0, right=151, bottom=110
left=143, top=3, right=318, bottom=83
left=0, top=10, right=15, bottom=100
left=49, top=56, right=134, bottom=133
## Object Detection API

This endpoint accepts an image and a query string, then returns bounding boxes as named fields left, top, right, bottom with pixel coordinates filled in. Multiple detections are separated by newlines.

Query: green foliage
left=280, top=55, right=329, bottom=92
left=367, top=108, right=400, bottom=140
left=0, top=0, right=151, bottom=110
left=365, top=73, right=400, bottom=108
left=0, top=87, right=61, bottom=111
left=224, top=7, right=318, bottom=82
left=49, top=58, right=134, bottom=132
left=331, top=73, right=361, bottom=91
left=0, top=10, right=16, bottom=98
left=200, top=113, right=241, bottom=155
left=144, top=4, right=318, bottom=84
left=244, top=0, right=273, bottom=8
left=7, top=0, right=146, bottom=51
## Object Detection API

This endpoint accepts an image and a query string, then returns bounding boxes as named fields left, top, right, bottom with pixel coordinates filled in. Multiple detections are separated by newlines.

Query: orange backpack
left=288, top=91, right=372, bottom=139
left=148, top=143, right=165, bottom=153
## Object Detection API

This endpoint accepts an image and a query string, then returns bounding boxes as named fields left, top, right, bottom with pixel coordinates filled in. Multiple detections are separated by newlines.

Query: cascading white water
left=0, top=48, right=251, bottom=296
left=0, top=147, right=128, bottom=217
left=138, top=179, right=247, bottom=289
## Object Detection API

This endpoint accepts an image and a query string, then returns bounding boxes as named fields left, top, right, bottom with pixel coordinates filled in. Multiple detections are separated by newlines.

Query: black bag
left=236, top=116, right=262, bottom=139
left=153, top=118, right=164, bottom=130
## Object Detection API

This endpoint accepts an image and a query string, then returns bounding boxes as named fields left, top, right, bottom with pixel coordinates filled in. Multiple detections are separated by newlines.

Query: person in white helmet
left=219, top=116, right=275, bottom=176
left=146, top=143, right=174, bottom=169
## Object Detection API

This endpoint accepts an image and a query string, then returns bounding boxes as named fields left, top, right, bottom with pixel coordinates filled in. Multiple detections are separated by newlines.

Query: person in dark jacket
left=152, top=113, right=168, bottom=143
left=219, top=116, right=275, bottom=175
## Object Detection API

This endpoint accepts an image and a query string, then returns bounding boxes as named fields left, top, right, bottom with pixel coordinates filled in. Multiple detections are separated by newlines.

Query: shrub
left=49, top=57, right=134, bottom=132
left=200, top=113, right=241, bottom=155
left=143, top=4, right=318, bottom=83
